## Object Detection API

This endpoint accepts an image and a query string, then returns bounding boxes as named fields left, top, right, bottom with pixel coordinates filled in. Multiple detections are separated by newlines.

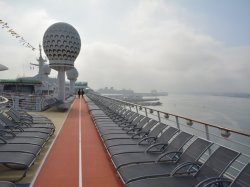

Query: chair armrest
left=21, top=115, right=33, bottom=120
left=20, top=116, right=33, bottom=121
left=195, top=177, right=231, bottom=187
left=19, top=121, right=32, bottom=127
left=132, top=131, right=148, bottom=139
left=126, top=127, right=141, bottom=134
left=156, top=151, right=182, bottom=163
left=119, top=121, right=131, bottom=126
left=122, top=124, right=136, bottom=130
left=145, top=143, right=169, bottom=153
left=138, top=136, right=156, bottom=145
left=12, top=125, right=24, bottom=132
left=0, top=136, right=7, bottom=143
left=0, top=129, right=16, bottom=137
left=171, top=161, right=201, bottom=176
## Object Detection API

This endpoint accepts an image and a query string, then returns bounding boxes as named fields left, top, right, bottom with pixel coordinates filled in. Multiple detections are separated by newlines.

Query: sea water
left=151, top=94, right=250, bottom=132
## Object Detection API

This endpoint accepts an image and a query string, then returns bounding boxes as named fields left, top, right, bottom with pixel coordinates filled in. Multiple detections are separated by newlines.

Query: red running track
left=33, top=98, right=123, bottom=187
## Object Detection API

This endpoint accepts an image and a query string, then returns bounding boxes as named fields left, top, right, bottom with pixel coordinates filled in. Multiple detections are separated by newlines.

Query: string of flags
left=0, top=19, right=36, bottom=51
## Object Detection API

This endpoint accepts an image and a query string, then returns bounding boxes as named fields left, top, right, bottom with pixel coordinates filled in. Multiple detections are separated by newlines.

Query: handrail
left=1, top=92, right=52, bottom=97
left=90, top=92, right=250, bottom=138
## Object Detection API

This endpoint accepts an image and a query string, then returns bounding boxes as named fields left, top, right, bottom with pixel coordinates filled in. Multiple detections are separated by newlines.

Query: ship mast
left=30, top=44, right=47, bottom=80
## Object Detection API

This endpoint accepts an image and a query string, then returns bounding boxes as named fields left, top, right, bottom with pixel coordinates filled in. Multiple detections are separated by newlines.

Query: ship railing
left=88, top=92, right=250, bottom=180
left=1, top=92, right=58, bottom=111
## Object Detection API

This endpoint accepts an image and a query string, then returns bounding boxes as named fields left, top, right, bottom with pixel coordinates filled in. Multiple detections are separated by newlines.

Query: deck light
left=186, top=120, right=193, bottom=126
left=221, top=129, right=231, bottom=138
left=164, top=114, right=169, bottom=119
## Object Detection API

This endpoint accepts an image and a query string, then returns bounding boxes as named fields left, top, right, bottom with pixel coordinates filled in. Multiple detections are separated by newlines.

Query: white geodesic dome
left=66, top=67, right=78, bottom=81
left=43, top=22, right=81, bottom=71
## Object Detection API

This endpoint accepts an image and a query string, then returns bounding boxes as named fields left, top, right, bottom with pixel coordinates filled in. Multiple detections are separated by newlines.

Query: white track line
left=30, top=100, right=75, bottom=187
left=79, top=100, right=82, bottom=187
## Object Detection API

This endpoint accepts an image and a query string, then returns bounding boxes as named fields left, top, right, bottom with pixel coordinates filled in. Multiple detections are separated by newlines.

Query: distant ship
left=97, top=87, right=164, bottom=106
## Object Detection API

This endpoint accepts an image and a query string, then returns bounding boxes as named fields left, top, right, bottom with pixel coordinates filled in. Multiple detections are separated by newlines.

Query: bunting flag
left=0, top=19, right=36, bottom=51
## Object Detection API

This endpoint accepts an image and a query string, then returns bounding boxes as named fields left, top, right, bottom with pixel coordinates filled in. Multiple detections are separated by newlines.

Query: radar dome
left=66, top=67, right=78, bottom=81
left=43, top=22, right=81, bottom=71
left=42, top=64, right=51, bottom=75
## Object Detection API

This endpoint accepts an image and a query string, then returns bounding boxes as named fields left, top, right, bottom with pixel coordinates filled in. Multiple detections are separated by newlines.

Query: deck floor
left=32, top=98, right=123, bottom=187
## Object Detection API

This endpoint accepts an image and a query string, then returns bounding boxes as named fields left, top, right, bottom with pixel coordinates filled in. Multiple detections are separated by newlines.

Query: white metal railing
left=1, top=92, right=58, bottom=111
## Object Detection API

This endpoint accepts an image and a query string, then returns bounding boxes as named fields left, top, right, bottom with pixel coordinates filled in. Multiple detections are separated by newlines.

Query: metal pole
left=205, top=124, right=211, bottom=154
left=175, top=116, right=180, bottom=130
left=145, top=108, right=148, bottom=117
left=136, top=105, right=138, bottom=113
left=205, top=125, right=210, bottom=140
left=157, top=111, right=161, bottom=122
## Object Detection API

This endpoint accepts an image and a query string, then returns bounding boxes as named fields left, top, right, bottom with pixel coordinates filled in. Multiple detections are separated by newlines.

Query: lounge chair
left=0, top=114, right=51, bottom=140
left=0, top=131, right=47, bottom=147
left=91, top=107, right=126, bottom=120
left=91, top=109, right=126, bottom=122
left=95, top=112, right=139, bottom=128
left=100, top=115, right=146, bottom=142
left=98, top=118, right=154, bottom=138
left=195, top=162, right=250, bottom=187
left=126, top=146, right=240, bottom=187
left=104, top=121, right=164, bottom=148
left=0, top=142, right=41, bottom=156
left=5, top=110, right=55, bottom=132
left=101, top=116, right=156, bottom=142
left=111, top=131, right=193, bottom=169
left=94, top=109, right=133, bottom=121
left=0, top=123, right=50, bottom=142
left=8, top=108, right=52, bottom=124
left=0, top=181, right=16, bottom=187
left=108, top=126, right=179, bottom=156
left=118, top=138, right=212, bottom=184
left=0, top=152, right=36, bottom=182
left=4, top=112, right=54, bottom=135
left=99, top=117, right=151, bottom=136
left=93, top=111, right=137, bottom=129
left=100, top=115, right=145, bottom=138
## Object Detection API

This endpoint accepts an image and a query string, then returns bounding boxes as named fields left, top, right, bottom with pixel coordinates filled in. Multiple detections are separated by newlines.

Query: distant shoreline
left=166, top=92, right=250, bottom=99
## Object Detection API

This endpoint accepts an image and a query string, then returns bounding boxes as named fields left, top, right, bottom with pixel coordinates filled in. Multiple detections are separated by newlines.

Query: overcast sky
left=0, top=0, right=249, bottom=93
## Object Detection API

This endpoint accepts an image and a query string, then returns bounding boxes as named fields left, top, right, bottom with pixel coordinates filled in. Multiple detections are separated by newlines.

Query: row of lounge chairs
left=0, top=107, right=55, bottom=183
left=85, top=94, right=250, bottom=187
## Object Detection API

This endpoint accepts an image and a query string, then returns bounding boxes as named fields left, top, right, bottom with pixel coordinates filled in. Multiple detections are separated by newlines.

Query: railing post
left=157, top=111, right=161, bottom=122
left=145, top=108, right=148, bottom=117
left=205, top=124, right=210, bottom=140
left=204, top=124, right=212, bottom=154
left=175, top=116, right=180, bottom=130
left=135, top=105, right=139, bottom=113
left=13, top=96, right=19, bottom=110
